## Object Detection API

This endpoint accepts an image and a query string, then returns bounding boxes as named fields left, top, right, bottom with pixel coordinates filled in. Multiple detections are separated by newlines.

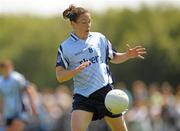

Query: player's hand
left=74, top=61, right=91, bottom=74
left=126, top=44, right=147, bottom=59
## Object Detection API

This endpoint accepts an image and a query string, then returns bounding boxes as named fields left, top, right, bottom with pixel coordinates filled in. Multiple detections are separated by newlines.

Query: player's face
left=72, top=13, right=91, bottom=39
left=0, top=63, right=13, bottom=76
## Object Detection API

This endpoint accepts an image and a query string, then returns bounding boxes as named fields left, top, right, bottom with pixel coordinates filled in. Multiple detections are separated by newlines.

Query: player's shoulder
left=61, top=37, right=72, bottom=46
left=58, top=37, right=73, bottom=51
left=11, top=71, right=25, bottom=81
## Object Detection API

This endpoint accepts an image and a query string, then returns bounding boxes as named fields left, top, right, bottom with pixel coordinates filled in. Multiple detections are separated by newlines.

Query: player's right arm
left=56, top=61, right=91, bottom=83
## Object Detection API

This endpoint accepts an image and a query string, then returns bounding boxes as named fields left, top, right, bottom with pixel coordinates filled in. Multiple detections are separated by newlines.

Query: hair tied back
left=67, top=12, right=78, bottom=21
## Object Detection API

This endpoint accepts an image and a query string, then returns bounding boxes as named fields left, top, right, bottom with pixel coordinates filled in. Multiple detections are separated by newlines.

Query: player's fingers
left=138, top=51, right=147, bottom=55
left=79, top=62, right=90, bottom=70
left=82, top=61, right=91, bottom=67
left=80, top=65, right=87, bottom=69
left=126, top=44, right=131, bottom=50
left=133, top=46, right=143, bottom=50
left=138, top=55, right=145, bottom=59
left=87, top=60, right=91, bottom=65
left=136, top=48, right=146, bottom=52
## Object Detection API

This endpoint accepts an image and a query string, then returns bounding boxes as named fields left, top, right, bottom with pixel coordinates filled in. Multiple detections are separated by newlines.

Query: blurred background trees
left=0, top=6, right=180, bottom=89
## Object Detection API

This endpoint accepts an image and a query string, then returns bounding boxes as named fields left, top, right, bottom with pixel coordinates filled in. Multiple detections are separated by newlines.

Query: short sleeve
left=56, top=45, right=69, bottom=69
left=105, top=38, right=117, bottom=60
left=15, top=74, right=29, bottom=89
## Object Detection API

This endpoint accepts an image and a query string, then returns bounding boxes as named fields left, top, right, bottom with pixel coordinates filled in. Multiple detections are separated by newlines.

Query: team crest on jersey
left=88, top=48, right=93, bottom=53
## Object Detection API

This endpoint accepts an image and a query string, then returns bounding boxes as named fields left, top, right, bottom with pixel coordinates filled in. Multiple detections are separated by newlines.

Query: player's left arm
left=25, top=85, right=37, bottom=116
left=17, top=75, right=37, bottom=116
left=110, top=44, right=147, bottom=64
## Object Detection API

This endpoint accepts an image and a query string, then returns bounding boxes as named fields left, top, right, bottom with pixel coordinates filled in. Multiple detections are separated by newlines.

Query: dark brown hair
left=63, top=5, right=89, bottom=22
left=0, top=59, right=13, bottom=68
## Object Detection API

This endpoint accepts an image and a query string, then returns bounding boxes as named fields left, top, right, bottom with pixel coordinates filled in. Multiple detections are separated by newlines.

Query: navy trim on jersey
left=112, top=48, right=117, bottom=57
left=60, top=46, right=69, bottom=66
left=56, top=51, right=66, bottom=68
left=105, top=40, right=116, bottom=84
left=56, top=45, right=69, bottom=68
left=70, top=33, right=79, bottom=41
left=105, top=45, right=110, bottom=64
left=105, top=44, right=113, bottom=84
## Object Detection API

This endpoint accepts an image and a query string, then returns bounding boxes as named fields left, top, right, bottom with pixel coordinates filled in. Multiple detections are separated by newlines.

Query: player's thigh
left=7, top=119, right=25, bottom=131
left=71, top=110, right=93, bottom=131
left=104, top=115, right=128, bottom=131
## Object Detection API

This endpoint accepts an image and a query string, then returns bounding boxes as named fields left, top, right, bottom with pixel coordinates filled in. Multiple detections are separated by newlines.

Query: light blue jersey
left=56, top=32, right=117, bottom=97
left=0, top=71, right=28, bottom=118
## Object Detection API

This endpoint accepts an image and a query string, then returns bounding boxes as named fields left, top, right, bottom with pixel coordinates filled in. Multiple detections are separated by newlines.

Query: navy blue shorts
left=72, top=84, right=122, bottom=121
left=5, top=114, right=20, bottom=126
left=4, top=112, right=29, bottom=126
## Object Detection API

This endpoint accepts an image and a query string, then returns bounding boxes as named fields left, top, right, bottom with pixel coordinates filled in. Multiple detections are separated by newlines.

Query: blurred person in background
left=174, top=84, right=180, bottom=130
left=23, top=83, right=53, bottom=131
left=126, top=98, right=152, bottom=131
left=56, top=5, right=146, bottom=131
left=41, top=88, right=63, bottom=131
left=55, top=85, right=72, bottom=112
left=0, top=59, right=37, bottom=131
left=161, top=82, right=176, bottom=131
left=148, top=82, right=163, bottom=131
left=131, top=80, right=148, bottom=101
left=126, top=81, right=152, bottom=131
left=54, top=85, right=72, bottom=131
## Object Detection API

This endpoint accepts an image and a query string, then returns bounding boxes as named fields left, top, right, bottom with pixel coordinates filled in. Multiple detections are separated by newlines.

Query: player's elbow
left=56, top=68, right=65, bottom=83
left=56, top=75, right=65, bottom=83
left=56, top=73, right=69, bottom=83
left=110, top=59, right=120, bottom=64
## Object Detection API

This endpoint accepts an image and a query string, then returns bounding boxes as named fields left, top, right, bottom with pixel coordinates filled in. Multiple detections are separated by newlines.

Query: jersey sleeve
left=56, top=45, right=69, bottom=69
left=16, top=74, right=29, bottom=89
left=105, top=38, right=117, bottom=60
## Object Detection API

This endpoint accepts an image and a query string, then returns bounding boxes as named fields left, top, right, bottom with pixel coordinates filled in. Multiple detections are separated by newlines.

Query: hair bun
left=62, top=5, right=88, bottom=22
left=63, top=5, right=76, bottom=20
left=67, top=12, right=78, bottom=21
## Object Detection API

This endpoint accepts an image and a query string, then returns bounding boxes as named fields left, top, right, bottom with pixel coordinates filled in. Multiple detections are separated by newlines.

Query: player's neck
left=2, top=70, right=12, bottom=79
left=74, top=31, right=88, bottom=40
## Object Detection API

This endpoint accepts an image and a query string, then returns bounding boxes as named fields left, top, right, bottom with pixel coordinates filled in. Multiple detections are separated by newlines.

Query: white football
left=105, top=89, right=129, bottom=114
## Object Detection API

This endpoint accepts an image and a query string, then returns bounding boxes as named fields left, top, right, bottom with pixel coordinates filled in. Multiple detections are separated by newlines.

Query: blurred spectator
left=148, top=82, right=163, bottom=131
left=131, top=80, right=148, bottom=101
left=174, top=84, right=180, bottom=130
left=41, top=88, right=63, bottom=131
left=126, top=81, right=152, bottom=131
left=55, top=85, right=72, bottom=112
left=54, top=85, right=72, bottom=131
left=161, top=82, right=176, bottom=131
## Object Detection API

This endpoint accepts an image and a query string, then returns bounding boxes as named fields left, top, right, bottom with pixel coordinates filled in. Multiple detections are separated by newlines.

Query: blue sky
left=0, top=0, right=179, bottom=16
